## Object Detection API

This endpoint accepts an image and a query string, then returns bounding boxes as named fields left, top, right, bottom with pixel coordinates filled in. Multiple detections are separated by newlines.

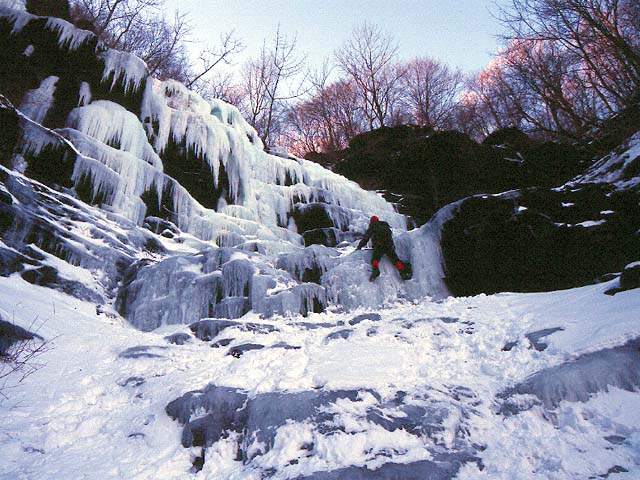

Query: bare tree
left=196, top=71, right=244, bottom=105
left=463, top=36, right=604, bottom=141
left=70, top=0, right=162, bottom=46
left=70, top=0, right=193, bottom=82
left=451, top=89, right=495, bottom=141
left=70, top=0, right=243, bottom=88
left=285, top=59, right=369, bottom=157
left=499, top=0, right=640, bottom=112
left=461, top=58, right=524, bottom=137
left=335, top=22, right=402, bottom=129
left=400, top=57, right=464, bottom=129
left=239, top=26, right=306, bottom=146
left=186, top=31, right=245, bottom=90
left=503, top=38, right=601, bottom=139
left=122, top=10, right=192, bottom=82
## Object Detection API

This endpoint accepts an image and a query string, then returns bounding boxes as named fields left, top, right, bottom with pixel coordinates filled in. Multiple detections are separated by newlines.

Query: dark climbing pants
left=371, top=243, right=404, bottom=272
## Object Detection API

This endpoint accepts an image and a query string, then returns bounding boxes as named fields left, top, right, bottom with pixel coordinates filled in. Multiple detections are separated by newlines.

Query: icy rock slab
left=502, top=327, right=564, bottom=352
left=118, top=345, right=168, bottom=359
left=211, top=338, right=233, bottom=348
left=323, top=329, right=354, bottom=343
left=167, top=385, right=480, bottom=475
left=525, top=327, right=564, bottom=351
left=166, top=387, right=369, bottom=467
left=0, top=246, right=39, bottom=276
left=189, top=319, right=277, bottom=341
left=271, top=341, right=301, bottom=350
left=438, top=317, right=461, bottom=324
left=348, top=313, right=382, bottom=325
left=297, top=453, right=479, bottom=480
left=164, top=332, right=192, bottom=345
left=293, top=321, right=335, bottom=330
left=20, top=265, right=104, bottom=303
left=498, top=337, right=640, bottom=413
left=118, top=376, right=145, bottom=387
left=604, top=435, right=626, bottom=445
left=599, top=466, right=629, bottom=477
left=227, top=343, right=265, bottom=358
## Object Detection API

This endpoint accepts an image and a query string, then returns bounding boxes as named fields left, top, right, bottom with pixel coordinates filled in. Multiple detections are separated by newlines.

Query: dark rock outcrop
left=441, top=184, right=640, bottom=295
left=164, top=332, right=192, bottom=345
left=620, top=262, right=640, bottom=291
left=0, top=316, right=42, bottom=355
left=189, top=319, right=277, bottom=342
left=331, top=126, right=591, bottom=225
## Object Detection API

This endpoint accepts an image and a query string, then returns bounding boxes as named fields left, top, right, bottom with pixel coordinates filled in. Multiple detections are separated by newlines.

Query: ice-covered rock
left=166, top=385, right=479, bottom=476
left=498, top=337, right=640, bottom=413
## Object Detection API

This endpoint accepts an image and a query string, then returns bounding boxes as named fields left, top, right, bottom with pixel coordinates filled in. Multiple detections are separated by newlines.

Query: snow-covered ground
left=1, top=272, right=638, bottom=479
left=1, top=5, right=639, bottom=478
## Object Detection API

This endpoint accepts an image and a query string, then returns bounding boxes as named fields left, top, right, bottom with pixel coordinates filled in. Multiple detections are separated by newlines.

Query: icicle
left=18, top=118, right=62, bottom=157
left=276, top=244, right=336, bottom=282
left=221, top=258, right=255, bottom=297
left=220, top=205, right=259, bottom=222
left=0, top=6, right=33, bottom=33
left=18, top=75, right=58, bottom=124
left=45, top=18, right=94, bottom=50
left=63, top=128, right=165, bottom=225
left=71, top=155, right=119, bottom=206
left=98, top=50, right=148, bottom=94
left=77, top=82, right=91, bottom=107
left=66, top=100, right=162, bottom=170
left=140, top=78, right=252, bottom=204
left=0, top=1, right=26, bottom=12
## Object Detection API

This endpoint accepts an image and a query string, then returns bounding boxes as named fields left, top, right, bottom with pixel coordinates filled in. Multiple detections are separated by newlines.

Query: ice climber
left=356, top=216, right=411, bottom=281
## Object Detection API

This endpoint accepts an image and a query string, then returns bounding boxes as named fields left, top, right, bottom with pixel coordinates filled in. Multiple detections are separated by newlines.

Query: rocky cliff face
left=330, top=126, right=594, bottom=225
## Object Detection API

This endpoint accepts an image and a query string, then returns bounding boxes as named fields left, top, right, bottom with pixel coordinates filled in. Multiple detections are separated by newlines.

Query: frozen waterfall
left=0, top=4, right=450, bottom=328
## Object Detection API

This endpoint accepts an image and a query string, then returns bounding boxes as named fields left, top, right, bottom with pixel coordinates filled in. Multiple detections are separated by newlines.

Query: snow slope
left=575, top=131, right=640, bottom=190
left=1, top=272, right=639, bottom=479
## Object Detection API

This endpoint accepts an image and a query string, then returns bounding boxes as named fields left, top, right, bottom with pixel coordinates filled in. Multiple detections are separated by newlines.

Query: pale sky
left=167, top=0, right=506, bottom=75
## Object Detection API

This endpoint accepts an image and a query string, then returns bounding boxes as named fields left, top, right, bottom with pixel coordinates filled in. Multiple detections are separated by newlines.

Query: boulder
left=164, top=332, right=192, bottom=345
left=0, top=317, right=41, bottom=355
left=620, top=261, right=640, bottom=291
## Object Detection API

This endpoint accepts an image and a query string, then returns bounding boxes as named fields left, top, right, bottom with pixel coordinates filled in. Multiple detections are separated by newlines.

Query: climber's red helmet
left=370, top=215, right=379, bottom=223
